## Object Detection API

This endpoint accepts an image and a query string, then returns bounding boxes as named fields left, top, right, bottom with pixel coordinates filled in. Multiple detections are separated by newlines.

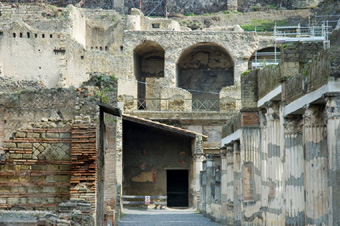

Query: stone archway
left=248, top=46, right=279, bottom=69
left=177, top=42, right=234, bottom=111
left=134, top=41, right=165, bottom=109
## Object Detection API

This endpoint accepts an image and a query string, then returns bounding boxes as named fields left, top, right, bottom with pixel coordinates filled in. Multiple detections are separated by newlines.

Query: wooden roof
left=123, top=114, right=208, bottom=140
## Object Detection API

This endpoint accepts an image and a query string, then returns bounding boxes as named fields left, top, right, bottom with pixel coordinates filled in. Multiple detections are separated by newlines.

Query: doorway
left=167, top=170, right=188, bottom=207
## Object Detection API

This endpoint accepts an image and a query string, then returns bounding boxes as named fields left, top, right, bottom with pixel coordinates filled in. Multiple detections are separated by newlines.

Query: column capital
left=325, top=94, right=340, bottom=119
left=284, top=116, right=302, bottom=134
left=303, top=104, right=324, bottom=126
left=265, top=101, right=280, bottom=122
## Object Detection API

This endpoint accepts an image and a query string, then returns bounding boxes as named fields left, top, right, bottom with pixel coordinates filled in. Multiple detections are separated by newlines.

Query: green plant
left=253, top=5, right=259, bottom=11
left=241, top=70, right=252, bottom=76
left=185, top=13, right=196, bottom=17
left=241, top=19, right=288, bottom=32
left=90, top=74, right=117, bottom=104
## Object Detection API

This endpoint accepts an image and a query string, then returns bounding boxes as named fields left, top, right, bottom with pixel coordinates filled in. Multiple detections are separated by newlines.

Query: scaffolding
left=274, top=22, right=331, bottom=49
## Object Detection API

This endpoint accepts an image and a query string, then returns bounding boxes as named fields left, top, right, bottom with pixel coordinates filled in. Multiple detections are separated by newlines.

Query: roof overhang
left=123, top=114, right=208, bottom=140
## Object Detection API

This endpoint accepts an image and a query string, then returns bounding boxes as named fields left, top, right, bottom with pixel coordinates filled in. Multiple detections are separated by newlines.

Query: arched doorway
left=248, top=47, right=280, bottom=69
left=177, top=43, right=234, bottom=111
left=134, top=41, right=165, bottom=109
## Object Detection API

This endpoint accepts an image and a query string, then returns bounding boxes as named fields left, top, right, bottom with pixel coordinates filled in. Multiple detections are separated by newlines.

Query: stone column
left=283, top=116, right=304, bottom=225
left=303, top=105, right=328, bottom=225
left=200, top=160, right=207, bottom=213
left=233, top=141, right=242, bottom=226
left=234, top=58, right=249, bottom=86
left=226, top=145, right=235, bottom=226
left=205, top=154, right=215, bottom=218
left=325, top=94, right=340, bottom=226
left=259, top=109, right=268, bottom=209
left=115, top=117, right=123, bottom=214
left=193, top=153, right=204, bottom=209
left=220, top=147, right=228, bottom=225
left=265, top=101, right=284, bottom=225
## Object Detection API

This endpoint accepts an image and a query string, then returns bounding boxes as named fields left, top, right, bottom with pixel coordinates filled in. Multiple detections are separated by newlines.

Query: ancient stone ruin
left=0, top=0, right=340, bottom=225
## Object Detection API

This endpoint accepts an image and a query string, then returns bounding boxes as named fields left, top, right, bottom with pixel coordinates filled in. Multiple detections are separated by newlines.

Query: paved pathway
left=118, top=208, right=219, bottom=226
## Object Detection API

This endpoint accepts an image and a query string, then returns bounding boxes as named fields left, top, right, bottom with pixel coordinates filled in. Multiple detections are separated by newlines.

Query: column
left=265, top=101, right=284, bottom=225
left=325, top=95, right=340, bottom=225
left=233, top=141, right=242, bottom=226
left=284, top=116, right=304, bottom=225
left=303, top=105, right=328, bottom=225
left=205, top=154, right=215, bottom=218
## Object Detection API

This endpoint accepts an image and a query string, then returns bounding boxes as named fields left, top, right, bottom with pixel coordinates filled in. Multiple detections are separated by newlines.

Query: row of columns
left=198, top=94, right=340, bottom=225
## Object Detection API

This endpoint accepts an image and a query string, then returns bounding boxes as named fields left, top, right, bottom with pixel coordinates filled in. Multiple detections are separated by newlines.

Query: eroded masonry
left=0, top=1, right=340, bottom=226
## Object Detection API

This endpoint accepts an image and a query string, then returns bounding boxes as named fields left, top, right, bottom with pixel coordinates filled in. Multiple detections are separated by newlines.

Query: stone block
left=46, top=175, right=55, bottom=182
left=3, top=143, right=16, bottom=148
left=23, top=154, right=32, bottom=159
left=43, top=186, right=57, bottom=193
left=59, top=165, right=71, bottom=171
left=7, top=197, right=20, bottom=204
left=47, top=165, right=59, bottom=171
left=60, top=133, right=71, bottom=139
left=9, top=153, right=22, bottom=159
left=0, top=198, right=7, bottom=204
left=16, top=132, right=26, bottom=138
left=19, top=176, right=30, bottom=182
left=46, top=133, right=59, bottom=138
left=27, top=197, right=42, bottom=204
left=55, top=175, right=70, bottom=182
left=20, top=197, right=27, bottom=204
left=32, top=165, right=47, bottom=170
left=18, top=143, right=33, bottom=148
left=27, top=132, right=40, bottom=138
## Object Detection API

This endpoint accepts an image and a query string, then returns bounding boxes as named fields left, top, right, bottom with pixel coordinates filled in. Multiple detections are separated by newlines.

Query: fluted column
left=303, top=105, right=328, bottom=225
left=233, top=141, right=242, bottom=226
left=265, top=101, right=284, bottom=225
left=284, top=116, right=304, bottom=225
left=325, top=94, right=340, bottom=225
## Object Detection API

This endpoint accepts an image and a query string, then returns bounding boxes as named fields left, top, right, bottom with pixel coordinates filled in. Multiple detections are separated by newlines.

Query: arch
left=248, top=46, right=279, bottom=69
left=176, top=42, right=234, bottom=111
left=133, top=41, right=165, bottom=109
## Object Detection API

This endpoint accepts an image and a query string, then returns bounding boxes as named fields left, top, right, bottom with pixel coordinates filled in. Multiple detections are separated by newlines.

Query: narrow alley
left=118, top=208, right=220, bottom=226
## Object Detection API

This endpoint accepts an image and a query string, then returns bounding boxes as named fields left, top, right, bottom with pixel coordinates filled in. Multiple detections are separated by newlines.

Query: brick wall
left=0, top=128, right=72, bottom=210
left=70, top=124, right=97, bottom=213
left=241, top=111, right=259, bottom=127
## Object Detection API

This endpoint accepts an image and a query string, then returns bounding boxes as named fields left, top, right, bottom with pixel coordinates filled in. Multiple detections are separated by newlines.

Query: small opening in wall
left=120, top=46, right=123, bottom=51
left=152, top=23, right=160, bottom=29
left=42, top=34, right=45, bottom=38
left=105, top=46, right=108, bottom=51
left=95, top=46, right=98, bottom=49
left=91, top=47, right=93, bottom=50
left=27, top=32, right=30, bottom=38
left=20, top=33, right=23, bottom=38
left=50, top=34, right=53, bottom=38
left=0, top=31, right=3, bottom=36
left=100, top=47, right=103, bottom=51
left=39, top=67, right=41, bottom=69
left=35, top=34, right=37, bottom=38
left=13, top=33, right=16, bottom=38
left=81, top=56, right=84, bottom=60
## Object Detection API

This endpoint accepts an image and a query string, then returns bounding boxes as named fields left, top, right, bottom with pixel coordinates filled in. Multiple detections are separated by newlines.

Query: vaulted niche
left=134, top=41, right=165, bottom=110
left=248, top=47, right=279, bottom=69
left=177, top=43, right=234, bottom=111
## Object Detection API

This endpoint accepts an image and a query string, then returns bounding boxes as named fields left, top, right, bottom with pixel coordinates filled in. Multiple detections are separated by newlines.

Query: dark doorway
left=167, top=170, right=188, bottom=207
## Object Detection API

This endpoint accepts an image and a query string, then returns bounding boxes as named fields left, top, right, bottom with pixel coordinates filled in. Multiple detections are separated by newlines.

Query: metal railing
left=136, top=98, right=221, bottom=111
left=274, top=23, right=330, bottom=48
left=122, top=195, right=167, bottom=207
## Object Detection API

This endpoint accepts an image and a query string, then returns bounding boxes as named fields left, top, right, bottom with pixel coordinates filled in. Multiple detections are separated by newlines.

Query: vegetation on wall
left=241, top=19, right=288, bottom=32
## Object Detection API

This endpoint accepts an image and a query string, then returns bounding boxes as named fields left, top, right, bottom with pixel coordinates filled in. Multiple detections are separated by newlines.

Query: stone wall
left=0, top=127, right=71, bottom=210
